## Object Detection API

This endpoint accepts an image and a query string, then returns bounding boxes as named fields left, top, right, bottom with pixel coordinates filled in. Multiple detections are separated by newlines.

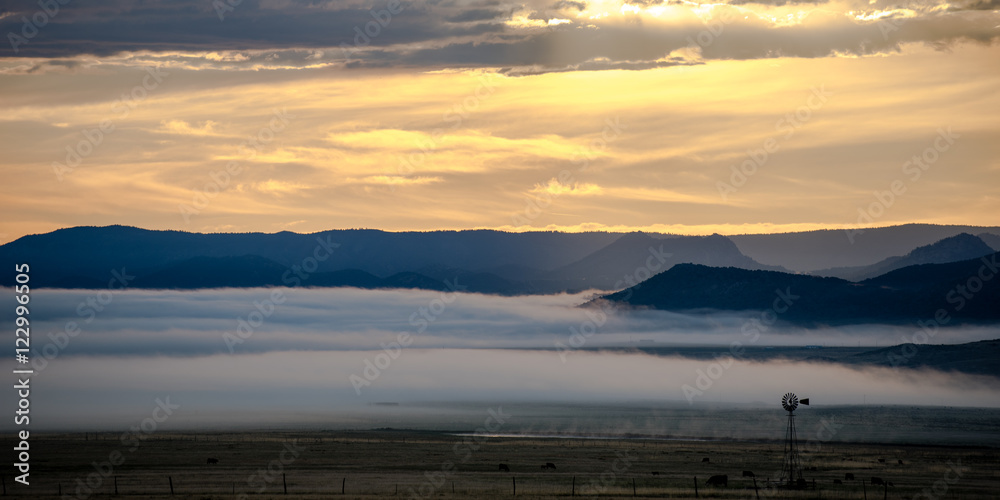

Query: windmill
left=779, top=392, right=809, bottom=488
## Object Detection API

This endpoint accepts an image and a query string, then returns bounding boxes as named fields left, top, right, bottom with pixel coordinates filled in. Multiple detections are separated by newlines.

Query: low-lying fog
left=5, top=287, right=999, bottom=432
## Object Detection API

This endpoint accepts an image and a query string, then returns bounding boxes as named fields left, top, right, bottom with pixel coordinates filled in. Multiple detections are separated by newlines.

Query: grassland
left=8, top=429, right=998, bottom=499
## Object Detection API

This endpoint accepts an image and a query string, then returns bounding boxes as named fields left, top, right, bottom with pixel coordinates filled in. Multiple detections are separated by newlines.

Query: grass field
left=9, top=429, right=998, bottom=500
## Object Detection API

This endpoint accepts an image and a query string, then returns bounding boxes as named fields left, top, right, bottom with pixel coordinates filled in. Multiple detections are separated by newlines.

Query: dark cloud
left=949, top=0, right=1000, bottom=10
left=0, top=0, right=997, bottom=72
left=500, top=57, right=701, bottom=77
left=333, top=13, right=998, bottom=75
left=0, top=0, right=502, bottom=57
left=726, top=0, right=828, bottom=5
left=444, top=7, right=507, bottom=22
left=553, top=0, right=588, bottom=10
left=21, top=58, right=82, bottom=73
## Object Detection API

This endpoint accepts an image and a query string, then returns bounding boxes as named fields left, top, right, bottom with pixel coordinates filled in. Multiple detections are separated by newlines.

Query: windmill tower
left=779, top=392, right=809, bottom=487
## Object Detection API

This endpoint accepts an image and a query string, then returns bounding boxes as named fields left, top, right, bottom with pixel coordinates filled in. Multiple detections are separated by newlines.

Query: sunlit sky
left=2, top=0, right=998, bottom=243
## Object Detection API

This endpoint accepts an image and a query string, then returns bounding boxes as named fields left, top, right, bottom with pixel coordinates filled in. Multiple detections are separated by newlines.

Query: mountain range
left=3, top=224, right=1000, bottom=325
left=0, top=225, right=784, bottom=294
left=597, top=251, right=1000, bottom=325
left=811, top=233, right=996, bottom=281
left=728, top=224, right=1000, bottom=272
left=618, top=339, right=1000, bottom=378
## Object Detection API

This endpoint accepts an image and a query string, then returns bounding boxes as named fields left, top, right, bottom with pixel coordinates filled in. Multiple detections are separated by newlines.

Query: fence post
left=115, top=476, right=118, bottom=495
left=168, top=476, right=174, bottom=495
left=342, top=477, right=346, bottom=495
left=632, top=478, right=636, bottom=496
left=572, top=476, right=575, bottom=496
left=694, top=476, right=698, bottom=498
left=283, top=473, right=287, bottom=494
left=512, top=476, right=516, bottom=496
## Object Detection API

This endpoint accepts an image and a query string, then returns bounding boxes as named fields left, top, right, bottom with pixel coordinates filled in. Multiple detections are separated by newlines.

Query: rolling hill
left=596, top=251, right=1000, bottom=325
left=0, top=226, right=777, bottom=294
left=728, top=224, right=1000, bottom=272
left=812, top=233, right=995, bottom=282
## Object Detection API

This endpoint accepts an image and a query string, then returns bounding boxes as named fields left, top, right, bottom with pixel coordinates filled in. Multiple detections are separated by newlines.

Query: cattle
left=898, top=460, right=904, bottom=465
left=705, top=475, right=727, bottom=487
left=871, top=477, right=884, bottom=486
left=206, top=458, right=219, bottom=465
left=701, top=457, right=710, bottom=463
left=541, top=463, right=556, bottom=470
left=877, top=458, right=885, bottom=464
left=498, top=464, right=510, bottom=472
left=834, top=479, right=843, bottom=484
left=845, top=473, right=855, bottom=480
left=651, top=471, right=660, bottom=476
left=742, top=470, right=755, bottom=478
left=888, top=481, right=895, bottom=487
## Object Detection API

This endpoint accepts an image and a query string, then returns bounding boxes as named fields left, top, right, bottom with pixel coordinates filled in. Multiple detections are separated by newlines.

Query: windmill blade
left=781, top=393, right=798, bottom=412
left=800, top=398, right=810, bottom=405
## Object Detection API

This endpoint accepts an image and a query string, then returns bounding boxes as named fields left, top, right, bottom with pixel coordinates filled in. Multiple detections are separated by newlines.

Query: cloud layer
left=1, top=0, right=998, bottom=249
left=2, top=42, right=999, bottom=242
left=3, top=287, right=999, bottom=429
left=1, top=0, right=997, bottom=71
left=13, top=287, right=999, bottom=357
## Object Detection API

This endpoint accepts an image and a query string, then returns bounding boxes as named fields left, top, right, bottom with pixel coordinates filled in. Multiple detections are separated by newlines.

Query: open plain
left=11, top=428, right=998, bottom=500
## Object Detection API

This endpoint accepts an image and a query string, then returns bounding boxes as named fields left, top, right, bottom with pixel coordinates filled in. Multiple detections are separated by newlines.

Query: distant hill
left=840, top=339, right=1000, bottom=378
left=812, top=233, right=995, bottom=282
left=728, top=224, right=1000, bottom=272
left=137, top=255, right=290, bottom=288
left=133, top=255, right=449, bottom=291
left=6, top=224, right=999, bottom=299
left=0, top=225, right=774, bottom=294
left=0, top=225, right=619, bottom=279
left=624, top=340, right=1000, bottom=378
left=0, top=226, right=617, bottom=293
left=596, top=251, right=1000, bottom=325
left=979, top=232, right=1000, bottom=252
left=546, top=232, right=786, bottom=290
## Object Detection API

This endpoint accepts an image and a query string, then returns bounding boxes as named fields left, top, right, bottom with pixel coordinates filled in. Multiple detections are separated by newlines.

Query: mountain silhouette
left=0, top=226, right=774, bottom=294
left=596, top=251, right=1000, bottom=325
left=729, top=223, right=1000, bottom=272
left=813, top=233, right=995, bottom=281
left=547, top=232, right=786, bottom=290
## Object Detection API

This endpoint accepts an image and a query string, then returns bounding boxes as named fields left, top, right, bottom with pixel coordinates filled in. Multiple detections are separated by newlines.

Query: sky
left=1, top=0, right=998, bottom=244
